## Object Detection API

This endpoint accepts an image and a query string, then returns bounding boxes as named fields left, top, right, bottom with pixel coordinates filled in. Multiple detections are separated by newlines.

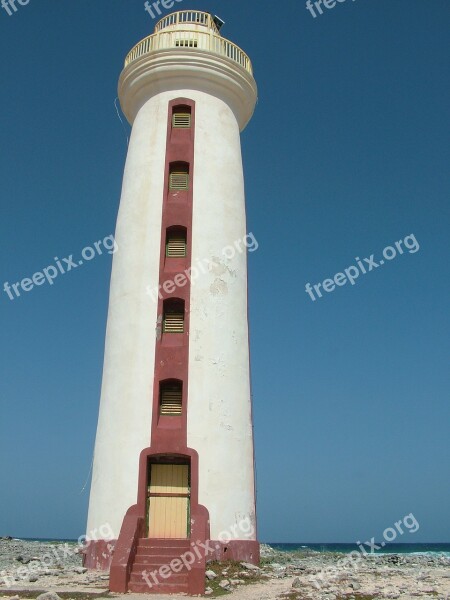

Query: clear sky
left=0, top=0, right=448, bottom=544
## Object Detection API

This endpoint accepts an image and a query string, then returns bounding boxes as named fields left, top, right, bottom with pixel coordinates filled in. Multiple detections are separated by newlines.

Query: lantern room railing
left=124, top=12, right=253, bottom=75
left=154, top=10, right=220, bottom=34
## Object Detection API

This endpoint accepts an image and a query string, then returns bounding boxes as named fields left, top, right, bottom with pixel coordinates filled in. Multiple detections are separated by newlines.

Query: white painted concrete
left=119, top=50, right=257, bottom=131
left=186, top=92, right=257, bottom=539
left=87, top=16, right=257, bottom=542
left=86, top=97, right=167, bottom=538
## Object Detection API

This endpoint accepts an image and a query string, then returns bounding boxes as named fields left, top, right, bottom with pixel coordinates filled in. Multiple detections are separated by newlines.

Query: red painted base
left=208, top=540, right=260, bottom=565
left=128, top=538, right=190, bottom=594
left=83, top=538, right=260, bottom=577
left=82, top=539, right=116, bottom=571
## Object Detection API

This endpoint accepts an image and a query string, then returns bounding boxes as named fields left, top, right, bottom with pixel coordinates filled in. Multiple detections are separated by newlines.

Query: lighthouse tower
left=85, top=11, right=258, bottom=594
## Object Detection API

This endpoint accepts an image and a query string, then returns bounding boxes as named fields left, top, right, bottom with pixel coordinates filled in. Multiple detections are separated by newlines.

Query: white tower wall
left=87, top=89, right=256, bottom=539
left=86, top=12, right=258, bottom=568
left=188, top=93, right=256, bottom=539
left=87, top=100, right=167, bottom=537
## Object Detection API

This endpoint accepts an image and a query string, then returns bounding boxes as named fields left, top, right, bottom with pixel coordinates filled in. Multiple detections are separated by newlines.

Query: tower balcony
left=154, top=10, right=221, bottom=34
left=124, top=10, right=253, bottom=76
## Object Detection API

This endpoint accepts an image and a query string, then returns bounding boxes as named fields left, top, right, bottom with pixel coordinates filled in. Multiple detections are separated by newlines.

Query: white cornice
left=118, top=49, right=258, bottom=131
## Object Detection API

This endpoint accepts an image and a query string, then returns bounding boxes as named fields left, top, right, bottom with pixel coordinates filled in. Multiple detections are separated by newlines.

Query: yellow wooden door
left=147, top=464, right=190, bottom=538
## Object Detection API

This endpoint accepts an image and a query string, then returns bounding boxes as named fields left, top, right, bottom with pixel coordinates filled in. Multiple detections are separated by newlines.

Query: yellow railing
left=154, top=10, right=220, bottom=34
left=124, top=28, right=253, bottom=75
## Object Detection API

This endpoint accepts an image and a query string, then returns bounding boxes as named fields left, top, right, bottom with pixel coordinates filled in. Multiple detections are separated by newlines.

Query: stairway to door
left=128, top=538, right=190, bottom=593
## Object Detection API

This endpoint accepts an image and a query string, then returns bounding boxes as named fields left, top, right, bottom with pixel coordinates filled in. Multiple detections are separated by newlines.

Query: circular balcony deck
left=124, top=10, right=253, bottom=76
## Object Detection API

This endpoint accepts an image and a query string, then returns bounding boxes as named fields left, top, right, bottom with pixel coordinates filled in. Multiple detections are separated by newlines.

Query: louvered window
left=173, top=113, right=191, bottom=128
left=175, top=40, right=198, bottom=48
left=160, top=382, right=182, bottom=416
left=166, top=233, right=187, bottom=257
left=169, top=171, right=189, bottom=190
left=163, top=310, right=184, bottom=333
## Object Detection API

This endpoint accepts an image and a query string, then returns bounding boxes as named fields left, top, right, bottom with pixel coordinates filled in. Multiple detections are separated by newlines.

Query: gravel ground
left=0, top=540, right=107, bottom=590
left=1, top=540, right=449, bottom=599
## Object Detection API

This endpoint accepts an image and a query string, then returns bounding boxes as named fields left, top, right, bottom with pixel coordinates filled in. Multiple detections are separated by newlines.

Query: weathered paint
left=148, top=464, right=190, bottom=538
left=188, top=91, right=257, bottom=541
left=86, top=11, right=259, bottom=585
left=86, top=94, right=166, bottom=539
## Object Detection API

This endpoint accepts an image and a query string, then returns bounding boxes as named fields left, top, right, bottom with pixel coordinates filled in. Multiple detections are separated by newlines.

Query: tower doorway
left=147, top=461, right=190, bottom=538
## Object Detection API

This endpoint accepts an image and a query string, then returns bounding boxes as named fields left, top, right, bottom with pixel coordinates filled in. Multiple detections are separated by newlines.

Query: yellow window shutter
left=160, top=385, right=182, bottom=415
left=169, top=172, right=189, bottom=190
left=163, top=311, right=184, bottom=333
left=173, top=113, right=191, bottom=128
left=166, top=236, right=186, bottom=257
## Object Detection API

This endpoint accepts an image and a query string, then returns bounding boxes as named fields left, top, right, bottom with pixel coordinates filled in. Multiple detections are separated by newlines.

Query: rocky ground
left=0, top=539, right=108, bottom=590
left=0, top=540, right=449, bottom=599
left=256, top=544, right=450, bottom=600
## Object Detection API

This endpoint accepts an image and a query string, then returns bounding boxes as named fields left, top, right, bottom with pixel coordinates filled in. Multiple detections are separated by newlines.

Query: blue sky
left=0, top=0, right=449, bottom=544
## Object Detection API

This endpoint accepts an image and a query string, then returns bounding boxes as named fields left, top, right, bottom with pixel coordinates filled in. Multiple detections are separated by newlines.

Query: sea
left=14, top=539, right=450, bottom=557
left=268, top=543, right=450, bottom=557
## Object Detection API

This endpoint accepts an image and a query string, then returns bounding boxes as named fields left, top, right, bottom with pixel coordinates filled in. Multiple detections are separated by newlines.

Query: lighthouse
left=85, top=11, right=258, bottom=594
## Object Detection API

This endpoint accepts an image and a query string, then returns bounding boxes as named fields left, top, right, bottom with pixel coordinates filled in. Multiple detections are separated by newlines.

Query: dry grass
left=205, top=560, right=266, bottom=597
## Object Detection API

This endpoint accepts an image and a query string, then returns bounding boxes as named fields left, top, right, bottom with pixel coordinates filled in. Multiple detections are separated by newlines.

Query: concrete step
left=128, top=581, right=188, bottom=594
left=128, top=539, right=192, bottom=593
left=130, top=570, right=188, bottom=584
left=138, top=537, right=190, bottom=548
left=135, top=546, right=190, bottom=557
left=133, top=556, right=190, bottom=569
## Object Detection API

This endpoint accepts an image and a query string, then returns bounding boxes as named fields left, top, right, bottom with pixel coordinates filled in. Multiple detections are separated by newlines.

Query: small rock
left=73, top=567, right=87, bottom=574
left=205, top=569, right=217, bottom=580
left=241, top=561, right=261, bottom=571
left=36, top=593, right=63, bottom=600
left=29, top=576, right=39, bottom=582
left=16, top=556, right=30, bottom=564
left=204, top=587, right=213, bottom=596
left=219, top=579, right=230, bottom=589
left=9, top=596, right=20, bottom=600
left=350, top=582, right=361, bottom=590
left=292, top=577, right=302, bottom=588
